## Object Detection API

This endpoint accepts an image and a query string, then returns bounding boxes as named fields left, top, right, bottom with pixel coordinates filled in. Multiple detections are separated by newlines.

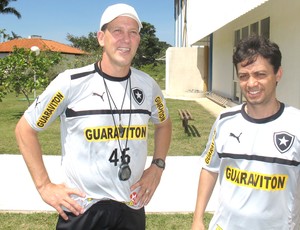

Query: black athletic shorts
left=56, top=199, right=145, bottom=230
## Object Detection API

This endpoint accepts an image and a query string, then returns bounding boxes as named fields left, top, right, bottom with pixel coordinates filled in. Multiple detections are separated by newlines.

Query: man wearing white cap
left=15, top=3, right=172, bottom=230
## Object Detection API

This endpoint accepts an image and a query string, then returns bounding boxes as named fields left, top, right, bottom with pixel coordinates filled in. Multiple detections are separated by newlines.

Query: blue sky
left=0, top=0, right=175, bottom=45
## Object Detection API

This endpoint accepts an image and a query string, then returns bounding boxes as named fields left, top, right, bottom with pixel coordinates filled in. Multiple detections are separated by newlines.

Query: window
left=250, top=22, right=259, bottom=36
left=261, top=17, right=270, bottom=39
left=234, top=30, right=240, bottom=47
left=242, top=26, right=249, bottom=39
left=234, top=17, right=270, bottom=47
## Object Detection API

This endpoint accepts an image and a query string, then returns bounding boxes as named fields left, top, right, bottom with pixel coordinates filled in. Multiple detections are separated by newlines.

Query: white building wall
left=165, top=47, right=208, bottom=98
left=270, top=1, right=300, bottom=107
left=212, top=0, right=300, bottom=108
left=211, top=32, right=234, bottom=98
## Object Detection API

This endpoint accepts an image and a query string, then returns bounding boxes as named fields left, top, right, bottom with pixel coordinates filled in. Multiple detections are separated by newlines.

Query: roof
left=0, top=38, right=86, bottom=55
left=186, top=0, right=269, bottom=45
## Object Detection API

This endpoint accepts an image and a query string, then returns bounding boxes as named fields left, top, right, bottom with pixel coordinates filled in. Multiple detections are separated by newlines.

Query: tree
left=67, top=32, right=101, bottom=53
left=66, top=22, right=171, bottom=68
left=10, top=31, right=21, bottom=40
left=0, top=29, right=20, bottom=42
left=0, top=0, right=21, bottom=19
left=0, top=28, right=9, bottom=42
left=0, top=47, right=62, bottom=105
left=66, top=32, right=102, bottom=68
left=133, top=22, right=161, bottom=67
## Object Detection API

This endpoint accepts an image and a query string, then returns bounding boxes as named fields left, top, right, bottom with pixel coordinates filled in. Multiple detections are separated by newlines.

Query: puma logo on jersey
left=230, top=132, right=242, bottom=143
left=93, top=92, right=105, bottom=101
left=35, top=96, right=41, bottom=108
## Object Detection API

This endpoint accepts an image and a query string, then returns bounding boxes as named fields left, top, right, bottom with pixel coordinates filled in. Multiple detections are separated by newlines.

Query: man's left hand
left=130, top=164, right=163, bottom=207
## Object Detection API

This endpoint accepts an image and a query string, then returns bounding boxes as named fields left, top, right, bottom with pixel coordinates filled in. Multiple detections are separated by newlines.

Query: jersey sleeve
left=24, top=71, right=71, bottom=131
left=201, top=118, right=221, bottom=173
left=149, top=79, right=169, bottom=124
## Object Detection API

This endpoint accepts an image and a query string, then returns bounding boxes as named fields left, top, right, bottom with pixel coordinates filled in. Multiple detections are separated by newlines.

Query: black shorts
left=56, top=199, right=145, bottom=230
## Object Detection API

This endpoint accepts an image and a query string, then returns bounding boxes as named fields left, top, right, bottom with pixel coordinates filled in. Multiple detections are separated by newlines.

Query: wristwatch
left=151, top=158, right=166, bottom=170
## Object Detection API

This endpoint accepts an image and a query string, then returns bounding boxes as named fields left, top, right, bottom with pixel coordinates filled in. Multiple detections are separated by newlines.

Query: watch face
left=153, top=159, right=165, bottom=169
left=157, top=160, right=164, bottom=167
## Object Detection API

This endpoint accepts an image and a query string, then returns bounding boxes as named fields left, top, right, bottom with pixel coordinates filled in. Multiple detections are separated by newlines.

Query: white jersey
left=202, top=103, right=300, bottom=230
left=24, top=63, right=169, bottom=210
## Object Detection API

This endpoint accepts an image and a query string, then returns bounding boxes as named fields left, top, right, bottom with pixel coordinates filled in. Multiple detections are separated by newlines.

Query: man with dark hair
left=192, top=35, right=300, bottom=229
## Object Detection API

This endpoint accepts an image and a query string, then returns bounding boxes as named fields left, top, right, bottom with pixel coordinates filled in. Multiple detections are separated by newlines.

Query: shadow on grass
left=187, top=125, right=201, bottom=137
left=12, top=112, right=24, bottom=120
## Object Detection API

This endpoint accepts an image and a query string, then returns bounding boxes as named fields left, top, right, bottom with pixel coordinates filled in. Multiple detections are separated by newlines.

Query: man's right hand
left=39, top=183, right=86, bottom=220
left=192, top=220, right=206, bottom=230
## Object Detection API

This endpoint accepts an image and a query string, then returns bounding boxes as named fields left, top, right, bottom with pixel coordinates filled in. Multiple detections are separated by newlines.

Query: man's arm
left=131, top=117, right=172, bottom=206
left=152, top=117, right=172, bottom=162
left=192, top=168, right=218, bottom=230
left=15, top=116, right=85, bottom=220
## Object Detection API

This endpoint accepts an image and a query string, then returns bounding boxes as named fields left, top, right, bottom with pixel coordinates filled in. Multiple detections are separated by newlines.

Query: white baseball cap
left=99, top=3, right=143, bottom=31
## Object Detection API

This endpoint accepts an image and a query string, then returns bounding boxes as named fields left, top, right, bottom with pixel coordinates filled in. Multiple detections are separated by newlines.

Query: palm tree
left=0, top=0, right=21, bottom=19
left=0, top=28, right=9, bottom=42
left=10, top=31, right=21, bottom=39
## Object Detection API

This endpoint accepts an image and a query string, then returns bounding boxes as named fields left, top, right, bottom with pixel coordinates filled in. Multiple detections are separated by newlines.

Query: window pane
left=242, top=26, right=249, bottom=39
left=250, top=22, right=259, bottom=36
left=234, top=30, right=240, bottom=46
left=261, top=17, right=270, bottom=38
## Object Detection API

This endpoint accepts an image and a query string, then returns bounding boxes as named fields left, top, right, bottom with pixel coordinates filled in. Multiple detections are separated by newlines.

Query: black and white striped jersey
left=24, top=62, right=169, bottom=211
left=202, top=103, right=300, bottom=230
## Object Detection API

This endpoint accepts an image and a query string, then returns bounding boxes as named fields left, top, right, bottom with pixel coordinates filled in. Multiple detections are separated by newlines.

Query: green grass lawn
left=0, top=212, right=213, bottom=230
left=0, top=92, right=216, bottom=229
left=0, top=93, right=216, bottom=156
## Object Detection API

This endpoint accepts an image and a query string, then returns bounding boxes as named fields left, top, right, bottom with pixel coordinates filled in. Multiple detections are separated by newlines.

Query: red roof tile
left=0, top=38, right=86, bottom=55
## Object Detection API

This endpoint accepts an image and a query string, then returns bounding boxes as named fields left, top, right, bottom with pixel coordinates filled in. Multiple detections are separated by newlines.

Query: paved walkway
left=0, top=97, right=224, bottom=213
left=0, top=155, right=220, bottom=213
left=165, top=95, right=226, bottom=117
